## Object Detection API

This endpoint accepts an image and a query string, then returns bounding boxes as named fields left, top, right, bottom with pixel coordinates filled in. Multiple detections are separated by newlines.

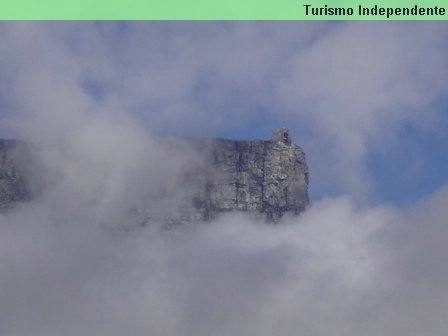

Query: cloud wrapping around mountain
left=1, top=182, right=448, bottom=336
left=0, top=113, right=447, bottom=336
left=1, top=22, right=448, bottom=336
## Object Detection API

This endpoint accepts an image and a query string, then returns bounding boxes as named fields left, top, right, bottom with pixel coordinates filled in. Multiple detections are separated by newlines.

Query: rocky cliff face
left=174, top=128, right=309, bottom=222
left=0, top=139, right=29, bottom=211
left=0, top=129, right=309, bottom=222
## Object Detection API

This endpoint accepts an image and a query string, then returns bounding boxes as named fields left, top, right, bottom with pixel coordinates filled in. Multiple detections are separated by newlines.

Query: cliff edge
left=178, top=128, right=309, bottom=222
left=0, top=129, right=309, bottom=222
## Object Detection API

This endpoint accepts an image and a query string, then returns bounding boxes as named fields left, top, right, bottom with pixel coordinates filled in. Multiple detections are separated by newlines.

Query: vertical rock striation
left=179, top=128, right=309, bottom=222
left=0, top=129, right=309, bottom=222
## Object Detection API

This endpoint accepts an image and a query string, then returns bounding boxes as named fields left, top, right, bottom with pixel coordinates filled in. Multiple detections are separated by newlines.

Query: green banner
left=0, top=0, right=447, bottom=20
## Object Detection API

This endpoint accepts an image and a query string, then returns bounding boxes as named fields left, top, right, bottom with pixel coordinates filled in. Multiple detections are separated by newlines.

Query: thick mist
left=1, top=116, right=447, bottom=336
left=1, top=21, right=448, bottom=336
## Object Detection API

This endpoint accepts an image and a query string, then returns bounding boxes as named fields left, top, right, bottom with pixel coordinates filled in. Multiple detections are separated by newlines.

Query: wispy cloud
left=1, top=22, right=447, bottom=199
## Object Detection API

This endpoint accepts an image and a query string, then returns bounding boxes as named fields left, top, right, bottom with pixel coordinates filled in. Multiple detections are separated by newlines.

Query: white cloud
left=1, top=179, right=447, bottom=335
left=278, top=22, right=448, bottom=197
left=1, top=22, right=448, bottom=335
left=2, top=22, right=447, bottom=198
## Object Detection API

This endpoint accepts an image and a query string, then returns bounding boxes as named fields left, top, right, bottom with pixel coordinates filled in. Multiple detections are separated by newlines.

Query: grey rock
left=142, top=128, right=309, bottom=223
left=0, top=129, right=309, bottom=222
left=0, top=139, right=29, bottom=211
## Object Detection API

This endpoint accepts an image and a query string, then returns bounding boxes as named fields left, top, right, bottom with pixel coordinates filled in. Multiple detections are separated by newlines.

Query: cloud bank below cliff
left=1, top=181, right=448, bottom=336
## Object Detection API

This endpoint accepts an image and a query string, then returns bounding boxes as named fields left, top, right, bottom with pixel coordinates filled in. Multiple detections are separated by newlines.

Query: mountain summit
left=0, top=129, right=309, bottom=222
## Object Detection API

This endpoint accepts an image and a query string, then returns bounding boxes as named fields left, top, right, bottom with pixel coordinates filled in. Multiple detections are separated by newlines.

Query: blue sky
left=1, top=21, right=447, bottom=207
left=367, top=120, right=448, bottom=206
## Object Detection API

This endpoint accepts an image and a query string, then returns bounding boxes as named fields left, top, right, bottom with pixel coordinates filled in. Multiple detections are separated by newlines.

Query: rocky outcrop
left=0, top=139, right=29, bottom=211
left=174, top=128, right=309, bottom=222
left=0, top=129, right=309, bottom=222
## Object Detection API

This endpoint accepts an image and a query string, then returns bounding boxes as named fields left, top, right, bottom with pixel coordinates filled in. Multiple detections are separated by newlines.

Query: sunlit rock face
left=0, top=129, right=309, bottom=222
left=177, top=128, right=309, bottom=222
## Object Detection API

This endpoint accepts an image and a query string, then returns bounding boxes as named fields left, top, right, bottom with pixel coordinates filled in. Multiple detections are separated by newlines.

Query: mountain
left=0, top=139, right=29, bottom=211
left=0, top=129, right=309, bottom=222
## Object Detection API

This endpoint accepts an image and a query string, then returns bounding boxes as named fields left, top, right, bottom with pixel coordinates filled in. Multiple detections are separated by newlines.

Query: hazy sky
left=1, top=21, right=447, bottom=205
left=1, top=22, right=448, bottom=336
